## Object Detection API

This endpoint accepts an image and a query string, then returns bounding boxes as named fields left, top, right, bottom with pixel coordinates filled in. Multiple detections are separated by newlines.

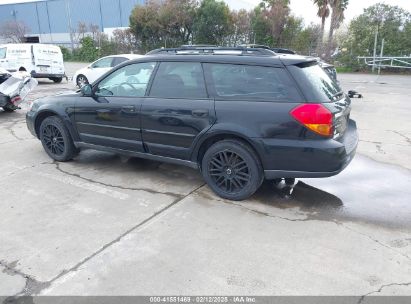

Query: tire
left=50, top=77, right=63, bottom=83
left=76, top=75, right=88, bottom=87
left=39, top=116, right=77, bottom=162
left=202, top=139, right=263, bottom=201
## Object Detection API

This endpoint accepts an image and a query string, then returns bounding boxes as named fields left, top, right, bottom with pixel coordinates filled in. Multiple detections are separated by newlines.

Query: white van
left=0, top=44, right=65, bottom=83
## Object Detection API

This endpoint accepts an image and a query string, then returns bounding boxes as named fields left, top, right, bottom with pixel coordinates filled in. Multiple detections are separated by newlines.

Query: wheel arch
left=34, top=110, right=59, bottom=138
left=34, top=108, right=79, bottom=140
left=192, top=131, right=263, bottom=171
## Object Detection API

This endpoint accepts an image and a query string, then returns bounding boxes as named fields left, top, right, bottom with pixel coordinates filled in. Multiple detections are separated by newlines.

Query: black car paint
left=26, top=54, right=358, bottom=178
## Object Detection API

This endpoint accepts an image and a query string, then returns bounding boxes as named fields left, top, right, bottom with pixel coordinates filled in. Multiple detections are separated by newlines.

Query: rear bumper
left=30, top=72, right=65, bottom=79
left=26, top=111, right=37, bottom=137
left=254, top=119, right=358, bottom=179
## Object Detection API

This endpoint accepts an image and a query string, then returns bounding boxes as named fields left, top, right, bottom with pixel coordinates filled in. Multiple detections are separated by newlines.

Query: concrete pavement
left=0, top=69, right=410, bottom=297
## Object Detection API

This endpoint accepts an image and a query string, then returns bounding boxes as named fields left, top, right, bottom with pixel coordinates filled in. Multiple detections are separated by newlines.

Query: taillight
left=290, top=103, right=333, bottom=137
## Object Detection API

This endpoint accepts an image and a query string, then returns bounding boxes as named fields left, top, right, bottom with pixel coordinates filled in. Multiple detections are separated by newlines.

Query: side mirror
left=81, top=84, right=93, bottom=96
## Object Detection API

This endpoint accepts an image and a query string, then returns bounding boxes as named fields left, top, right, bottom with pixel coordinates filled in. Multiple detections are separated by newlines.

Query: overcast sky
left=2, top=0, right=411, bottom=26
left=225, top=0, right=411, bottom=26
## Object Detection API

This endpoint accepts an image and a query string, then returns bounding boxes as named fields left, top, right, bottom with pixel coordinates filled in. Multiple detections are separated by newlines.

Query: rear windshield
left=288, top=62, right=342, bottom=103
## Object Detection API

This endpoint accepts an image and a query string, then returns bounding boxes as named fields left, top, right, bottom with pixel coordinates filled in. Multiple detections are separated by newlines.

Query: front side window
left=95, top=62, right=156, bottom=97
left=0, top=48, right=6, bottom=59
left=204, top=63, right=301, bottom=101
left=149, top=62, right=207, bottom=99
left=91, top=57, right=113, bottom=68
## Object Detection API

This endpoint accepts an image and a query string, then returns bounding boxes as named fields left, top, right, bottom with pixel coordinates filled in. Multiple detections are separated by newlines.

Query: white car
left=73, top=54, right=143, bottom=87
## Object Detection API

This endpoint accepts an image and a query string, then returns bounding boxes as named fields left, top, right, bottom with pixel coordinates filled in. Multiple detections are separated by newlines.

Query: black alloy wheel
left=209, top=150, right=251, bottom=194
left=39, top=116, right=77, bottom=161
left=202, top=140, right=263, bottom=201
left=42, top=124, right=65, bottom=156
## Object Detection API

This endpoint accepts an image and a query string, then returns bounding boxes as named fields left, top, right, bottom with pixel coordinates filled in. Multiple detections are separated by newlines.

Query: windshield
left=288, top=62, right=342, bottom=103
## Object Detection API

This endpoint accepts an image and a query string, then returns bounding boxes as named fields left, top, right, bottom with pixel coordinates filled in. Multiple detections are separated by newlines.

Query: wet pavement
left=263, top=155, right=411, bottom=230
left=0, top=70, right=410, bottom=296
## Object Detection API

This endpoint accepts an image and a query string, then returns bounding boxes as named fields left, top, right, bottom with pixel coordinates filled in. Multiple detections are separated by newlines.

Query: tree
left=76, top=37, right=99, bottom=62
left=112, top=28, right=137, bottom=54
left=338, top=3, right=411, bottom=68
left=328, top=0, right=349, bottom=46
left=228, top=9, right=253, bottom=46
left=159, top=0, right=196, bottom=46
left=193, top=0, right=233, bottom=45
left=250, top=0, right=293, bottom=47
left=293, top=23, right=322, bottom=55
left=0, top=21, right=30, bottom=43
left=313, top=0, right=330, bottom=42
left=263, top=0, right=291, bottom=46
left=251, top=5, right=272, bottom=45
left=129, top=1, right=163, bottom=52
left=129, top=0, right=197, bottom=52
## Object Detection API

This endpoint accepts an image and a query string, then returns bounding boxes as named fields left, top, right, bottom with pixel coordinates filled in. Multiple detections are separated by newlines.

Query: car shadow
left=253, top=180, right=343, bottom=212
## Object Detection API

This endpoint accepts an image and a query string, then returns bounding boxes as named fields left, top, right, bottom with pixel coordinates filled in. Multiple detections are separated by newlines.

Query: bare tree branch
left=0, top=21, right=30, bottom=43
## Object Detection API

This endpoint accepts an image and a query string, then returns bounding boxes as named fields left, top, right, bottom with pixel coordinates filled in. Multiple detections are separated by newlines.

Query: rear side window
left=149, top=62, right=207, bottom=99
left=288, top=62, right=342, bottom=103
left=91, top=57, right=113, bottom=68
left=204, top=63, right=301, bottom=102
left=112, top=57, right=128, bottom=67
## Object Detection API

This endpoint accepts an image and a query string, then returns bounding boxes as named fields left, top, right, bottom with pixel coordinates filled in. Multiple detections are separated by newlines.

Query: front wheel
left=39, top=116, right=77, bottom=161
left=202, top=140, right=263, bottom=201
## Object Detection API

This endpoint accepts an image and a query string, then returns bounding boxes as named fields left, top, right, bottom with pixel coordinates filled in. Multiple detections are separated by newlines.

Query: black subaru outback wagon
left=26, top=46, right=358, bottom=201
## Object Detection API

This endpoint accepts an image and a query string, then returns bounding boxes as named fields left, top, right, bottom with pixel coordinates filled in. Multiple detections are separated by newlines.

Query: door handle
left=192, top=109, right=208, bottom=117
left=122, top=105, right=136, bottom=113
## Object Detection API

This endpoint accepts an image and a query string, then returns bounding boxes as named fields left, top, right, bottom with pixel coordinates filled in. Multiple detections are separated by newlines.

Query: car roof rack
left=146, top=45, right=276, bottom=56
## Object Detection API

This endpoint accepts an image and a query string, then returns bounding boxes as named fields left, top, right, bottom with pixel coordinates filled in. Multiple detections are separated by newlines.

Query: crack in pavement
left=359, top=139, right=382, bottom=145
left=0, top=260, right=46, bottom=299
left=53, top=162, right=184, bottom=198
left=0, top=162, right=52, bottom=182
left=198, top=193, right=411, bottom=264
left=195, top=192, right=314, bottom=222
left=357, top=282, right=411, bottom=303
left=227, top=200, right=313, bottom=222
left=3, top=119, right=28, bottom=142
left=390, top=130, right=411, bottom=145
left=10, top=183, right=206, bottom=296
left=341, top=225, right=411, bottom=262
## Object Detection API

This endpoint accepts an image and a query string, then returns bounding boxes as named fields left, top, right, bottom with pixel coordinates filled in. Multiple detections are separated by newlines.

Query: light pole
left=372, top=24, right=378, bottom=73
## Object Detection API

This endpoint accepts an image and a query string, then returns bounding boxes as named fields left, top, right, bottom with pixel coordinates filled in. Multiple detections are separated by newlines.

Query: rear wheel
left=202, top=140, right=263, bottom=201
left=76, top=75, right=88, bottom=87
left=39, top=116, right=77, bottom=161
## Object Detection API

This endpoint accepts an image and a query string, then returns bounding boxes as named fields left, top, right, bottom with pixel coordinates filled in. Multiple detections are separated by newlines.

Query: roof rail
left=146, top=46, right=276, bottom=56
